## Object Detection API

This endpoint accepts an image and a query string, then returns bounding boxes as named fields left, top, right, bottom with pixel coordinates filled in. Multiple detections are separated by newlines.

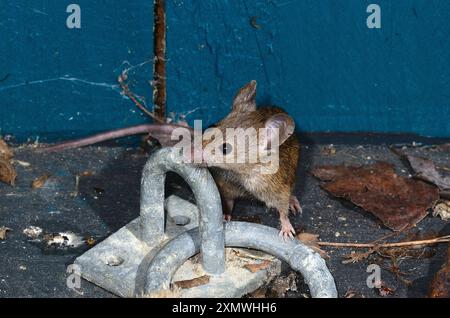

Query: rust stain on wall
left=153, top=0, right=166, bottom=121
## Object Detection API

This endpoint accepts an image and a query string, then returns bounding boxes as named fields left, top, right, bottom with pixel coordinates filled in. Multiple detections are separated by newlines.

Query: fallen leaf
left=0, top=158, right=17, bottom=186
left=429, top=245, right=450, bottom=298
left=406, top=155, right=450, bottom=190
left=296, top=232, right=329, bottom=259
left=432, top=201, right=450, bottom=221
left=0, top=227, right=12, bottom=240
left=377, top=282, right=395, bottom=297
left=244, top=260, right=271, bottom=273
left=0, top=139, right=13, bottom=160
left=174, top=275, right=210, bottom=289
left=312, top=162, right=439, bottom=231
left=343, top=248, right=377, bottom=264
left=31, top=174, right=51, bottom=189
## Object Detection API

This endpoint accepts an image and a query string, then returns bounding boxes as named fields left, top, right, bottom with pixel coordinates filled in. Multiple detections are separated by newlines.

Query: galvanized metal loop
left=145, top=221, right=338, bottom=298
left=140, top=147, right=225, bottom=275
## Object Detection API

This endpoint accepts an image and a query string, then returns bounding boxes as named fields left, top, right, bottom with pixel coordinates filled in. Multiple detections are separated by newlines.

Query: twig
left=318, top=235, right=450, bottom=249
left=118, top=73, right=164, bottom=124
left=368, top=227, right=411, bottom=246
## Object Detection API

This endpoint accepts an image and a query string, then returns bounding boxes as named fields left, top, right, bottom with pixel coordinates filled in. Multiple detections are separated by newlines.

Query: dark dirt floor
left=0, top=138, right=449, bottom=298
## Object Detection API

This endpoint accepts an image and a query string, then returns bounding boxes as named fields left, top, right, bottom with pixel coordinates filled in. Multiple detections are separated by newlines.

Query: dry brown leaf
left=343, top=248, right=378, bottom=264
left=429, top=245, right=450, bottom=298
left=296, top=232, right=330, bottom=259
left=0, top=227, right=12, bottom=240
left=376, top=282, right=395, bottom=297
left=406, top=155, right=450, bottom=190
left=312, top=162, right=439, bottom=231
left=244, top=260, right=271, bottom=273
left=0, top=158, right=17, bottom=186
left=174, top=275, right=210, bottom=289
left=32, top=174, right=51, bottom=189
left=0, top=139, right=13, bottom=160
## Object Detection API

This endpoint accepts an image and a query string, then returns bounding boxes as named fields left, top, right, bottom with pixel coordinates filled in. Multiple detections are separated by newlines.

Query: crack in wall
left=0, top=76, right=120, bottom=93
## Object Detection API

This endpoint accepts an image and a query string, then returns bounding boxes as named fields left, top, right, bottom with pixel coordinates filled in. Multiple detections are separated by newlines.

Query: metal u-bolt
left=140, top=147, right=225, bottom=275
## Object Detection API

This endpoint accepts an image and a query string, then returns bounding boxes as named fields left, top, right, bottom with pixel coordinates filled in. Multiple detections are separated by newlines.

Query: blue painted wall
left=0, top=0, right=154, bottom=141
left=1, top=1, right=449, bottom=141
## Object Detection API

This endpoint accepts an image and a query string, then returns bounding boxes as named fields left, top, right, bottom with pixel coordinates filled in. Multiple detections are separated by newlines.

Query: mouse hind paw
left=289, top=195, right=302, bottom=215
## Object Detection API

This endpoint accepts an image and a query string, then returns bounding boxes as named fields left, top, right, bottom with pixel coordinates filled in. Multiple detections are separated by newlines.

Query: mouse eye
left=222, top=143, right=233, bottom=155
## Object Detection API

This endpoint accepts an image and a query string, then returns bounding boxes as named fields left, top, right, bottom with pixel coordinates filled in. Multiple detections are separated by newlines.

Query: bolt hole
left=172, top=215, right=191, bottom=226
left=105, top=255, right=125, bottom=267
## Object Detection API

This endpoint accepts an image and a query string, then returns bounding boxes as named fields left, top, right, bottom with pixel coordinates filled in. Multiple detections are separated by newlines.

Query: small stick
left=318, top=235, right=450, bottom=249
left=118, top=74, right=164, bottom=124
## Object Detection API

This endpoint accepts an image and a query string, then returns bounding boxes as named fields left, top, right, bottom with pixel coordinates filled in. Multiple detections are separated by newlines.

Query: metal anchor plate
left=75, top=195, right=281, bottom=298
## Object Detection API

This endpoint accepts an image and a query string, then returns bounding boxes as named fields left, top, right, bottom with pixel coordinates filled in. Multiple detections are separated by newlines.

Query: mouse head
left=200, top=81, right=295, bottom=175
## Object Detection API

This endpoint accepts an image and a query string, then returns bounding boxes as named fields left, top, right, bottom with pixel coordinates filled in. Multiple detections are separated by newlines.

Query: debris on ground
left=405, top=155, right=450, bottom=191
left=267, top=273, right=298, bottom=298
left=31, top=174, right=51, bottom=189
left=13, top=159, right=31, bottom=167
left=174, top=275, right=211, bottom=289
left=23, top=226, right=88, bottom=249
left=43, top=232, right=85, bottom=248
left=376, top=282, right=396, bottom=297
left=312, top=162, right=440, bottom=231
left=23, top=226, right=43, bottom=239
left=296, top=232, right=329, bottom=259
left=429, top=245, right=450, bottom=298
left=0, top=226, right=12, bottom=240
left=247, top=272, right=299, bottom=298
left=344, top=289, right=365, bottom=298
left=0, top=138, right=16, bottom=186
left=433, top=201, right=450, bottom=221
left=243, top=260, right=272, bottom=273
left=321, top=144, right=337, bottom=156
left=86, top=237, right=97, bottom=246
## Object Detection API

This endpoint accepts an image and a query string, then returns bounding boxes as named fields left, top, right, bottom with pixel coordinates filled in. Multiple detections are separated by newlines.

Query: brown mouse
left=199, top=80, right=302, bottom=240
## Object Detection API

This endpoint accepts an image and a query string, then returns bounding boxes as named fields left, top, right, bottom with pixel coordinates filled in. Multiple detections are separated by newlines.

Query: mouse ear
left=262, top=113, right=295, bottom=149
left=232, top=81, right=257, bottom=113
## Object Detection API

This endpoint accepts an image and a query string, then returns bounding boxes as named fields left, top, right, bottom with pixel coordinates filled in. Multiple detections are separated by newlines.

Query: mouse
left=198, top=80, right=302, bottom=240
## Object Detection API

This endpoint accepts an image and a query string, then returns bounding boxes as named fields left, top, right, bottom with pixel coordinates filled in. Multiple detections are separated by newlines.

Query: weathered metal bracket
left=75, top=147, right=338, bottom=298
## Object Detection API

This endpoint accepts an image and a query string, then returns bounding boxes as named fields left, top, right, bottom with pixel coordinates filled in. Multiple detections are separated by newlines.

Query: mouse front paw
left=279, top=218, right=296, bottom=241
